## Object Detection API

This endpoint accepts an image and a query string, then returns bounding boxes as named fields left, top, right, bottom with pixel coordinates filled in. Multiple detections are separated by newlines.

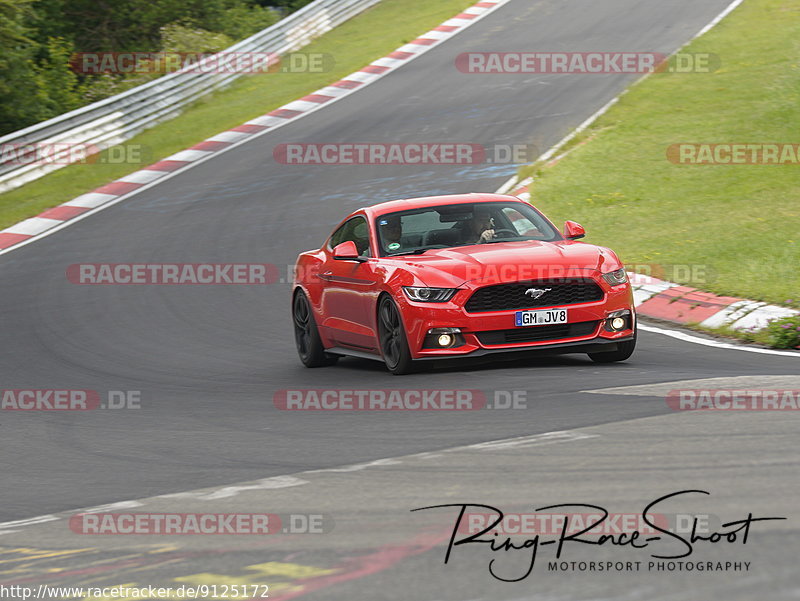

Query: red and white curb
left=501, top=178, right=799, bottom=333
left=628, top=273, right=798, bottom=331
left=0, top=0, right=512, bottom=254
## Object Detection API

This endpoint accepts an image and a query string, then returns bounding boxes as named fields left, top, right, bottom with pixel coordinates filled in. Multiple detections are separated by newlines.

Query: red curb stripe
left=190, top=140, right=231, bottom=152
left=300, top=94, right=335, bottom=103
left=93, top=181, right=143, bottom=196
left=266, top=108, right=303, bottom=119
left=330, top=79, right=363, bottom=89
left=143, top=160, right=188, bottom=172
left=434, top=25, right=460, bottom=32
left=361, top=65, right=390, bottom=74
left=0, top=232, right=32, bottom=249
left=637, top=286, right=742, bottom=323
left=410, top=38, right=437, bottom=46
left=475, top=1, right=497, bottom=6
left=680, top=290, right=742, bottom=306
left=388, top=51, right=415, bottom=60
left=231, top=123, right=268, bottom=133
left=455, top=12, right=478, bottom=19
left=37, top=205, right=91, bottom=221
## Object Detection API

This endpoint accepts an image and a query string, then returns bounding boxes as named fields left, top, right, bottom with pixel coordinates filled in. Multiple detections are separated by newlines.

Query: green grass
left=522, top=0, right=800, bottom=305
left=0, top=0, right=474, bottom=230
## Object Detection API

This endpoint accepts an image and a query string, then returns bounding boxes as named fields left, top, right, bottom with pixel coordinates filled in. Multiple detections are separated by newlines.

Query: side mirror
left=332, top=240, right=364, bottom=261
left=564, top=220, right=586, bottom=240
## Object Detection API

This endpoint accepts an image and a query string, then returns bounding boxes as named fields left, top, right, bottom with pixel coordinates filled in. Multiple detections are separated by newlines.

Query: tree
left=0, top=0, right=49, bottom=133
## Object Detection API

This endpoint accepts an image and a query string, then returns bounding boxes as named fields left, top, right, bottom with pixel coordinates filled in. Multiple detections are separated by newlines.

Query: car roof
left=361, top=193, right=525, bottom=219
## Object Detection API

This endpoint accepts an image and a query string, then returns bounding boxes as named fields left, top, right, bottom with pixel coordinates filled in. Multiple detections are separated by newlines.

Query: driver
left=466, top=207, right=495, bottom=243
left=379, top=215, right=403, bottom=252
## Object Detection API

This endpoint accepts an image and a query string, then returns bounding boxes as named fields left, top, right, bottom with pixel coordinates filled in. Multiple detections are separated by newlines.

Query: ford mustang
left=292, top=193, right=635, bottom=374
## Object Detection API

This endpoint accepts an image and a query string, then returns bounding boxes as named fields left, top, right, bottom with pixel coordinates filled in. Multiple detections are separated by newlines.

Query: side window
left=502, top=207, right=543, bottom=238
left=328, top=216, right=371, bottom=257
left=329, top=223, right=348, bottom=249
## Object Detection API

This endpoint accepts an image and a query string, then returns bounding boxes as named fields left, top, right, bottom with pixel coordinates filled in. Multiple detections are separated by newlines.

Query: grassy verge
left=0, top=0, right=474, bottom=230
left=520, top=0, right=800, bottom=306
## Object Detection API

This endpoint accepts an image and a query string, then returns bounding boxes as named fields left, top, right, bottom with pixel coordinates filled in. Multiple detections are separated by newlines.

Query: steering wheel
left=491, top=228, right=518, bottom=239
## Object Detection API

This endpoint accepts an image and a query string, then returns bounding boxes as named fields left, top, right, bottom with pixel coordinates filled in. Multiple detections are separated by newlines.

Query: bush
left=160, top=22, right=233, bottom=54
left=765, top=315, right=800, bottom=349
left=217, top=5, right=280, bottom=40
left=0, top=0, right=293, bottom=135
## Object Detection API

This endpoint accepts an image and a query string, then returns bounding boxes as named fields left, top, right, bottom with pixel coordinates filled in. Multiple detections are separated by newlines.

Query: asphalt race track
left=1, top=0, right=798, bottom=599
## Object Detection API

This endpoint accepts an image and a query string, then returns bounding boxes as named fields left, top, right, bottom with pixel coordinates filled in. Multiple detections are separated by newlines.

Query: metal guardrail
left=0, top=0, right=382, bottom=193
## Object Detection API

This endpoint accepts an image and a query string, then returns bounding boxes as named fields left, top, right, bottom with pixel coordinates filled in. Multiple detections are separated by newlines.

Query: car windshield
left=375, top=201, right=561, bottom=257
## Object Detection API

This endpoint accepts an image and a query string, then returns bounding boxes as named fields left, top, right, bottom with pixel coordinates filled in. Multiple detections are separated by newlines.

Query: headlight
left=402, top=287, right=458, bottom=302
left=601, top=268, right=628, bottom=286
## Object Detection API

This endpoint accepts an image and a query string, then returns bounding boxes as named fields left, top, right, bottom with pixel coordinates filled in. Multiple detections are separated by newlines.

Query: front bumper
left=396, top=280, right=635, bottom=360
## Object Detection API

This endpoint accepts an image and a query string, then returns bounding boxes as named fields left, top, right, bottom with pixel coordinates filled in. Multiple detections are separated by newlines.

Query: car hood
left=387, top=240, right=622, bottom=288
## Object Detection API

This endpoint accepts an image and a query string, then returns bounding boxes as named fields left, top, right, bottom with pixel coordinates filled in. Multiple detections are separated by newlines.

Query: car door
left=319, top=216, right=382, bottom=351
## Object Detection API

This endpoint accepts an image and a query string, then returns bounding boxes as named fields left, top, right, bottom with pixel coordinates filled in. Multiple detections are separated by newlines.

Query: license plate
left=515, top=309, right=568, bottom=327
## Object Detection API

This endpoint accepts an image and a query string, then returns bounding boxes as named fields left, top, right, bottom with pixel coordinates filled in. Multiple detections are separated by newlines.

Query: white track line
left=497, top=0, right=747, bottom=187
left=0, top=429, right=593, bottom=534
left=638, top=323, right=799, bottom=358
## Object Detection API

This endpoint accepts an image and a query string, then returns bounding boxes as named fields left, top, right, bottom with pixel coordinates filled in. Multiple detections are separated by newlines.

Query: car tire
left=293, top=290, right=338, bottom=368
left=377, top=295, right=415, bottom=375
left=588, top=332, right=637, bottom=363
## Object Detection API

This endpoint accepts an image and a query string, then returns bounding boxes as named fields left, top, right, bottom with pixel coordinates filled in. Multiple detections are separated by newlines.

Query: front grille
left=476, top=320, right=600, bottom=345
left=465, top=278, right=604, bottom=313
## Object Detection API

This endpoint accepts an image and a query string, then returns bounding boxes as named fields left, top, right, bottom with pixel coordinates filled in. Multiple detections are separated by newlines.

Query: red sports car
left=292, top=193, right=635, bottom=374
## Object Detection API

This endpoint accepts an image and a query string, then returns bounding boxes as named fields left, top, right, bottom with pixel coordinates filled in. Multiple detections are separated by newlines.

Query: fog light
left=604, top=310, right=632, bottom=332
left=422, top=327, right=464, bottom=350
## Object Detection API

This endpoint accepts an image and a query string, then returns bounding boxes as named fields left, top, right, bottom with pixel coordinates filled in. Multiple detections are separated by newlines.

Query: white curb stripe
left=2, top=217, right=64, bottom=236
left=207, top=130, right=251, bottom=143
left=729, top=304, right=798, bottom=331
left=117, top=169, right=169, bottom=184
left=346, top=70, right=383, bottom=83
left=163, top=149, right=213, bottom=162
left=371, top=57, right=407, bottom=68
left=280, top=99, right=322, bottom=112
left=699, top=300, right=765, bottom=328
left=245, top=115, right=288, bottom=127
left=64, top=192, right=117, bottom=208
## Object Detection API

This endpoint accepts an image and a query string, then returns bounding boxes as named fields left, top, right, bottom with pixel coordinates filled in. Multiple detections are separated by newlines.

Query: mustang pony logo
left=524, top=287, right=552, bottom=299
